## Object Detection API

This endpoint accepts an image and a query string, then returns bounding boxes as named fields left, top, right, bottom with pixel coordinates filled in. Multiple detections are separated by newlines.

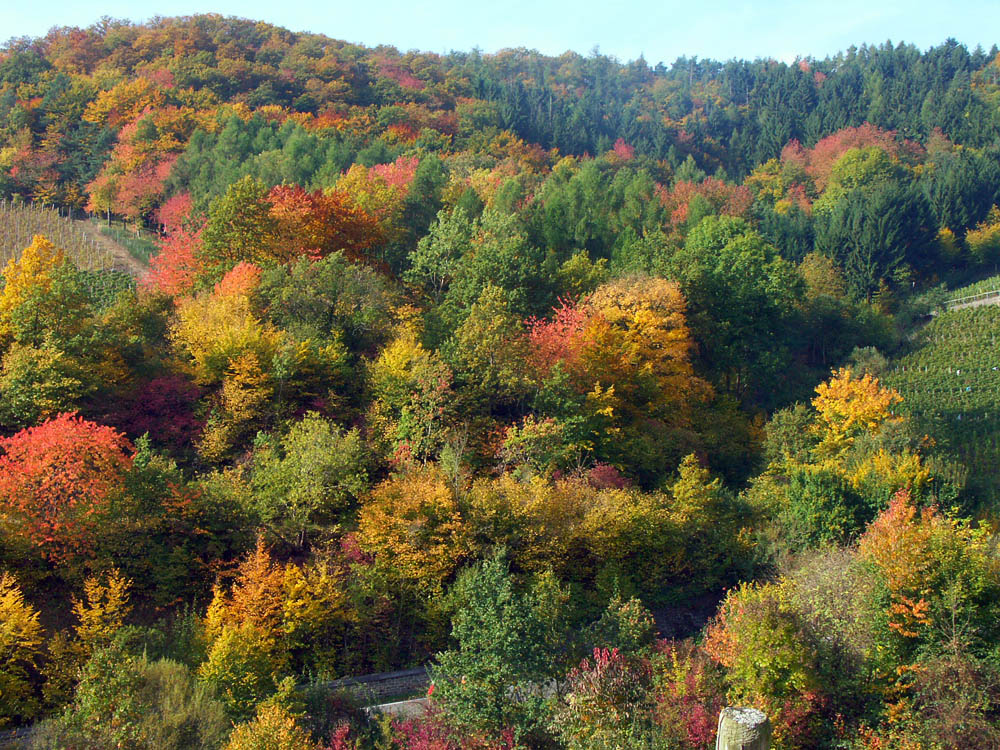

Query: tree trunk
left=716, top=707, right=771, bottom=750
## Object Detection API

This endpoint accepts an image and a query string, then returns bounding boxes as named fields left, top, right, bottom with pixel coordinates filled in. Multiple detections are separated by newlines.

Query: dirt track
left=946, top=293, right=1000, bottom=312
left=73, top=218, right=149, bottom=277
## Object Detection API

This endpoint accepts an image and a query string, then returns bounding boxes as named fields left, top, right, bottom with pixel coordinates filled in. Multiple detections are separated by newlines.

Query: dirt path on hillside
left=73, top=218, right=149, bottom=278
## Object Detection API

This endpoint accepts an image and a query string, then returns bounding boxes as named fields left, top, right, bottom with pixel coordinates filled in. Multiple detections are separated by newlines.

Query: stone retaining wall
left=323, top=667, right=431, bottom=701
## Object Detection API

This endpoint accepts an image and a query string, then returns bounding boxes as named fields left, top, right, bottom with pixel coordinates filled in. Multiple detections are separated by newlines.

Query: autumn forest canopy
left=2, top=14, right=1000, bottom=750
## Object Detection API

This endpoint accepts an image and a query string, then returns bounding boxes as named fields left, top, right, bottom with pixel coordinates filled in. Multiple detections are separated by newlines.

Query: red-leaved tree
left=0, top=413, right=133, bottom=563
left=656, top=178, right=753, bottom=230
left=781, top=123, right=925, bottom=193
left=145, top=191, right=204, bottom=295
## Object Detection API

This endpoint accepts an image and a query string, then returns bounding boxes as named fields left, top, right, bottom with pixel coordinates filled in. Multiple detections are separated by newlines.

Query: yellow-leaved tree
left=43, top=569, right=133, bottom=710
left=368, top=318, right=455, bottom=462
left=585, top=278, right=707, bottom=409
left=171, top=263, right=283, bottom=386
left=200, top=539, right=301, bottom=720
left=197, top=351, right=274, bottom=463
left=222, top=703, right=312, bottom=750
left=72, top=568, right=132, bottom=651
left=357, top=466, right=471, bottom=594
left=0, top=571, right=44, bottom=726
left=580, top=277, right=712, bottom=482
left=0, top=235, right=65, bottom=340
left=204, top=536, right=355, bottom=679
left=812, top=367, right=902, bottom=460
left=748, top=366, right=936, bottom=555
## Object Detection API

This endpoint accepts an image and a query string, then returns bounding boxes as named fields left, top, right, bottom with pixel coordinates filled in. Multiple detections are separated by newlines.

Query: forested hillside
left=1, top=16, right=1000, bottom=750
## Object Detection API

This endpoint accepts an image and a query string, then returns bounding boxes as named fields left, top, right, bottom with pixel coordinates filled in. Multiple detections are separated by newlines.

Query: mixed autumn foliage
left=1, top=15, right=1000, bottom=749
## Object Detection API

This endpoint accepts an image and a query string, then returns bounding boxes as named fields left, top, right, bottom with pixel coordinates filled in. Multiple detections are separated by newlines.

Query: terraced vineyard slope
left=0, top=201, right=117, bottom=271
left=943, top=274, right=1000, bottom=311
left=947, top=274, right=1000, bottom=301
left=885, top=303, right=1000, bottom=507
left=0, top=201, right=139, bottom=303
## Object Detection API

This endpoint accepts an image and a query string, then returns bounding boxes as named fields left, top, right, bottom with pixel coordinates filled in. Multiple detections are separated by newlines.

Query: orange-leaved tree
left=858, top=489, right=1000, bottom=656
left=0, top=414, right=133, bottom=563
left=267, top=185, right=382, bottom=264
left=356, top=465, right=471, bottom=595
left=525, top=277, right=711, bottom=483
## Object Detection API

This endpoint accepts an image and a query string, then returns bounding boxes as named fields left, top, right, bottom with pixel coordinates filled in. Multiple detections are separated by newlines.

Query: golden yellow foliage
left=356, top=466, right=471, bottom=592
left=72, top=568, right=132, bottom=650
left=333, top=163, right=407, bottom=240
left=282, top=561, right=350, bottom=630
left=0, top=571, right=44, bottom=725
left=369, top=324, right=429, bottom=404
left=859, top=491, right=1000, bottom=647
left=223, top=703, right=311, bottom=750
left=83, top=77, right=166, bottom=127
left=199, top=623, right=285, bottom=722
left=206, top=539, right=356, bottom=678
left=0, top=235, right=65, bottom=339
left=172, top=286, right=283, bottom=385
left=221, top=353, right=273, bottom=424
left=464, top=473, right=730, bottom=594
left=965, top=206, right=1000, bottom=264
left=206, top=537, right=285, bottom=646
left=281, top=560, right=352, bottom=670
left=743, top=157, right=786, bottom=205
left=581, top=487, right=671, bottom=567
left=584, top=277, right=711, bottom=424
left=198, top=352, right=278, bottom=462
left=204, top=584, right=230, bottom=645
left=847, top=449, right=932, bottom=499
left=935, top=227, right=962, bottom=264
left=812, top=367, right=902, bottom=459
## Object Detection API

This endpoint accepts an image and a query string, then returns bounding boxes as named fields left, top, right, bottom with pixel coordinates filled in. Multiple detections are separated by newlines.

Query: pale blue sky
left=2, top=1, right=996, bottom=64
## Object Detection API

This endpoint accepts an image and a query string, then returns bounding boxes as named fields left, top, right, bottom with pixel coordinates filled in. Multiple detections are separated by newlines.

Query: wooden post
left=716, top=707, right=771, bottom=750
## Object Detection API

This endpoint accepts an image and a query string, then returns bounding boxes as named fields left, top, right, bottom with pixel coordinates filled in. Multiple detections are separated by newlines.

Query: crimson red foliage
left=320, top=724, right=356, bottom=750
left=393, top=710, right=515, bottom=750
left=586, top=463, right=631, bottom=490
left=318, top=709, right=514, bottom=750
left=101, top=375, right=205, bottom=455
left=653, top=642, right=726, bottom=750
left=373, top=56, right=426, bottom=91
left=339, top=532, right=374, bottom=566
